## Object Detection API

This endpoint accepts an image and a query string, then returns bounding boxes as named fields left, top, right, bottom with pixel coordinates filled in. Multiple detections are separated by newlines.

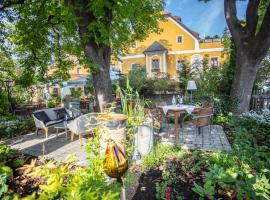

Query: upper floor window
left=176, top=59, right=186, bottom=71
left=131, top=42, right=136, bottom=48
left=176, top=35, right=183, bottom=43
left=77, top=67, right=82, bottom=74
left=131, top=63, right=140, bottom=71
left=151, top=58, right=160, bottom=72
left=210, top=57, right=219, bottom=67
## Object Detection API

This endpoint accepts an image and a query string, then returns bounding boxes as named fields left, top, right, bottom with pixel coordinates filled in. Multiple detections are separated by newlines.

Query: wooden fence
left=250, top=90, right=270, bottom=111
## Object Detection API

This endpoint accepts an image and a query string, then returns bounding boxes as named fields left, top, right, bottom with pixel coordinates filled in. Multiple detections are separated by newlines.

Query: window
left=131, top=42, right=136, bottom=48
left=191, top=54, right=202, bottom=72
left=77, top=67, right=82, bottom=74
left=176, top=59, right=186, bottom=71
left=176, top=35, right=183, bottom=43
left=53, top=88, right=59, bottom=96
left=110, top=64, right=116, bottom=71
left=151, top=58, right=160, bottom=72
left=131, top=63, right=140, bottom=71
left=210, top=57, right=219, bottom=67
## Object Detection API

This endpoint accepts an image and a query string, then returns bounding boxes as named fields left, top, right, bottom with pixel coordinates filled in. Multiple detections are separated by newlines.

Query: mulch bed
left=132, top=155, right=207, bottom=200
left=3, top=152, right=45, bottom=198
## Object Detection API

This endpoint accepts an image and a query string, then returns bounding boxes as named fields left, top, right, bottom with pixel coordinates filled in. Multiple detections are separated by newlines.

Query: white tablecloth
left=161, top=105, right=196, bottom=115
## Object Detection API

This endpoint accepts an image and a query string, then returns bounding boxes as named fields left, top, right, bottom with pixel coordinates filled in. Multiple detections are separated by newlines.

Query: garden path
left=1, top=124, right=231, bottom=166
left=1, top=130, right=89, bottom=166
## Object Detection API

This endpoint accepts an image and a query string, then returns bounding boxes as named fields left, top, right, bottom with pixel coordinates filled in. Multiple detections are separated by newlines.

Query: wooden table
left=157, top=105, right=201, bottom=138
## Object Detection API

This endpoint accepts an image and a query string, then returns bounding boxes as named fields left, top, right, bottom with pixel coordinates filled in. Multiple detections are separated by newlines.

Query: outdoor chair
left=200, top=101, right=213, bottom=108
left=156, top=101, right=174, bottom=128
left=67, top=113, right=100, bottom=146
left=182, top=107, right=214, bottom=144
left=32, top=107, right=80, bottom=138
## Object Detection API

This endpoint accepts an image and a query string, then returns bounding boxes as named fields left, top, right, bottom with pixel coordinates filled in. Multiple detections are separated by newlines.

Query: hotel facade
left=113, top=12, right=225, bottom=79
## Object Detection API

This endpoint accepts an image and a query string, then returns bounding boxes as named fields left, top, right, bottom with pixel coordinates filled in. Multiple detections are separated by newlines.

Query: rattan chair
left=182, top=107, right=214, bottom=145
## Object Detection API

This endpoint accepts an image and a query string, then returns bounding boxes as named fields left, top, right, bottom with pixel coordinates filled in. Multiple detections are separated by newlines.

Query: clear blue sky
left=165, top=0, right=248, bottom=37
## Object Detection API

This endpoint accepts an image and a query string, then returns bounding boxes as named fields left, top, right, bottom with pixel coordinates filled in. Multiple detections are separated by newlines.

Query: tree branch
left=245, top=0, right=260, bottom=38
left=224, top=0, right=243, bottom=47
left=254, top=3, right=270, bottom=60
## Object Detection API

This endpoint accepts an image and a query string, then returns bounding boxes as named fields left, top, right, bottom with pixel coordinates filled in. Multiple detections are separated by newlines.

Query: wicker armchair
left=182, top=107, right=214, bottom=145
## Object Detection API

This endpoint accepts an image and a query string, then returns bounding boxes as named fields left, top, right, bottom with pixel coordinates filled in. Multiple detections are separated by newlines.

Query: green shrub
left=142, top=144, right=181, bottom=171
left=0, top=117, right=35, bottom=138
left=0, top=145, right=16, bottom=162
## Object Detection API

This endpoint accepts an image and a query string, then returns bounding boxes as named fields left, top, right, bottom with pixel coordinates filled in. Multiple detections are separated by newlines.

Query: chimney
left=174, top=16, right=181, bottom=22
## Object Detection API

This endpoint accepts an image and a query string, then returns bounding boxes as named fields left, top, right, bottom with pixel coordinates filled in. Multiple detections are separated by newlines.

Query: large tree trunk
left=84, top=43, right=113, bottom=112
left=231, top=50, right=260, bottom=114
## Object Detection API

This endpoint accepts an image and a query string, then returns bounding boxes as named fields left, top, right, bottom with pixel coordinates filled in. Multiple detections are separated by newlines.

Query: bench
left=32, top=107, right=80, bottom=138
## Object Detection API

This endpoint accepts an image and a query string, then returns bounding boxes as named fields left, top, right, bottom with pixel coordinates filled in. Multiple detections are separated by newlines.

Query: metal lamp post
left=186, top=80, right=197, bottom=103
left=4, top=78, right=14, bottom=111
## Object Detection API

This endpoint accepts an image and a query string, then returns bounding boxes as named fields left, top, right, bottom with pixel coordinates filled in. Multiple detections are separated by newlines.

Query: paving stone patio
left=159, top=124, right=232, bottom=151
left=0, top=129, right=89, bottom=166
left=1, top=124, right=231, bottom=166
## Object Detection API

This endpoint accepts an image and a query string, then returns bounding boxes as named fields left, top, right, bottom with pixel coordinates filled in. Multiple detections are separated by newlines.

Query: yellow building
left=47, top=56, right=90, bottom=97
left=114, top=12, right=225, bottom=79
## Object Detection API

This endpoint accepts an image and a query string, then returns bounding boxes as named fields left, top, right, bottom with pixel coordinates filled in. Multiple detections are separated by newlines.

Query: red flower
left=166, top=187, right=170, bottom=200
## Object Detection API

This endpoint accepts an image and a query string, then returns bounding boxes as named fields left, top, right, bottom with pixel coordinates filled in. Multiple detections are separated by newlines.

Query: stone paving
left=0, top=129, right=89, bottom=166
left=158, top=124, right=232, bottom=151
left=1, top=123, right=231, bottom=166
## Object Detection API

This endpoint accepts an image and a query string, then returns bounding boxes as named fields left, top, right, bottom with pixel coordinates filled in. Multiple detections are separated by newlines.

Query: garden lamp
left=186, top=80, right=197, bottom=102
left=4, top=78, right=14, bottom=103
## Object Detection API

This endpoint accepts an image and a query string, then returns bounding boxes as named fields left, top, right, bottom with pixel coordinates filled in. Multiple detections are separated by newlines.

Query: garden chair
left=182, top=107, right=214, bottom=145
left=156, top=101, right=174, bottom=128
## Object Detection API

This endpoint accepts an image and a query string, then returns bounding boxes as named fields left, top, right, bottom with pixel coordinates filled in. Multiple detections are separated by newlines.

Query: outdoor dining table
left=157, top=104, right=201, bottom=138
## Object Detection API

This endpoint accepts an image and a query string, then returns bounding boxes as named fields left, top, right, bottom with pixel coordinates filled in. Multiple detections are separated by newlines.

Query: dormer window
left=131, top=42, right=136, bottom=48
left=176, top=35, right=183, bottom=43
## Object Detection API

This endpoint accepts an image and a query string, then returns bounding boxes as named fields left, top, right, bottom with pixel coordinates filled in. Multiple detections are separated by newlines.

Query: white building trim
left=120, top=54, right=145, bottom=60
left=145, top=54, right=149, bottom=75
left=168, top=48, right=224, bottom=55
left=163, top=53, right=166, bottom=74
left=119, top=48, right=224, bottom=60
left=118, top=61, right=122, bottom=71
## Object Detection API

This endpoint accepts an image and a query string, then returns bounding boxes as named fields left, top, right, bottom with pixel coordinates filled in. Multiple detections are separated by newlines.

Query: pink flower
left=166, top=187, right=170, bottom=200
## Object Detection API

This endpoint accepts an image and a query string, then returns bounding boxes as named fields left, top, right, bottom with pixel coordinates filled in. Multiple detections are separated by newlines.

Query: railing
left=250, top=90, right=270, bottom=111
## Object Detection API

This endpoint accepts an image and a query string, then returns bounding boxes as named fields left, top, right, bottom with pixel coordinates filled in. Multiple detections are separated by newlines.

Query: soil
left=132, top=156, right=206, bottom=200
left=6, top=154, right=43, bottom=198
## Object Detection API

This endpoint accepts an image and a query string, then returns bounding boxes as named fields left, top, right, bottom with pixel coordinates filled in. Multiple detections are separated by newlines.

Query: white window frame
left=150, top=56, right=160, bottom=73
left=210, top=56, right=219, bottom=67
left=176, top=58, right=185, bottom=71
left=131, top=63, right=140, bottom=71
left=176, top=35, right=183, bottom=44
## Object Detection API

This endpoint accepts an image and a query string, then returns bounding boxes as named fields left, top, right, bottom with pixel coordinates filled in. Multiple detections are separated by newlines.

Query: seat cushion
left=45, top=120, right=63, bottom=127
left=54, top=108, right=70, bottom=120
left=33, top=111, right=51, bottom=124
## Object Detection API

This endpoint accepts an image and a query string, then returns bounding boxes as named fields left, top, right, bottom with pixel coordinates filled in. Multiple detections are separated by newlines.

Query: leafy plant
left=142, top=144, right=181, bottom=171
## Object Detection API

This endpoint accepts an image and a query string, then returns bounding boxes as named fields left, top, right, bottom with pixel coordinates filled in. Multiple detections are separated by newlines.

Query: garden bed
left=133, top=155, right=206, bottom=200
